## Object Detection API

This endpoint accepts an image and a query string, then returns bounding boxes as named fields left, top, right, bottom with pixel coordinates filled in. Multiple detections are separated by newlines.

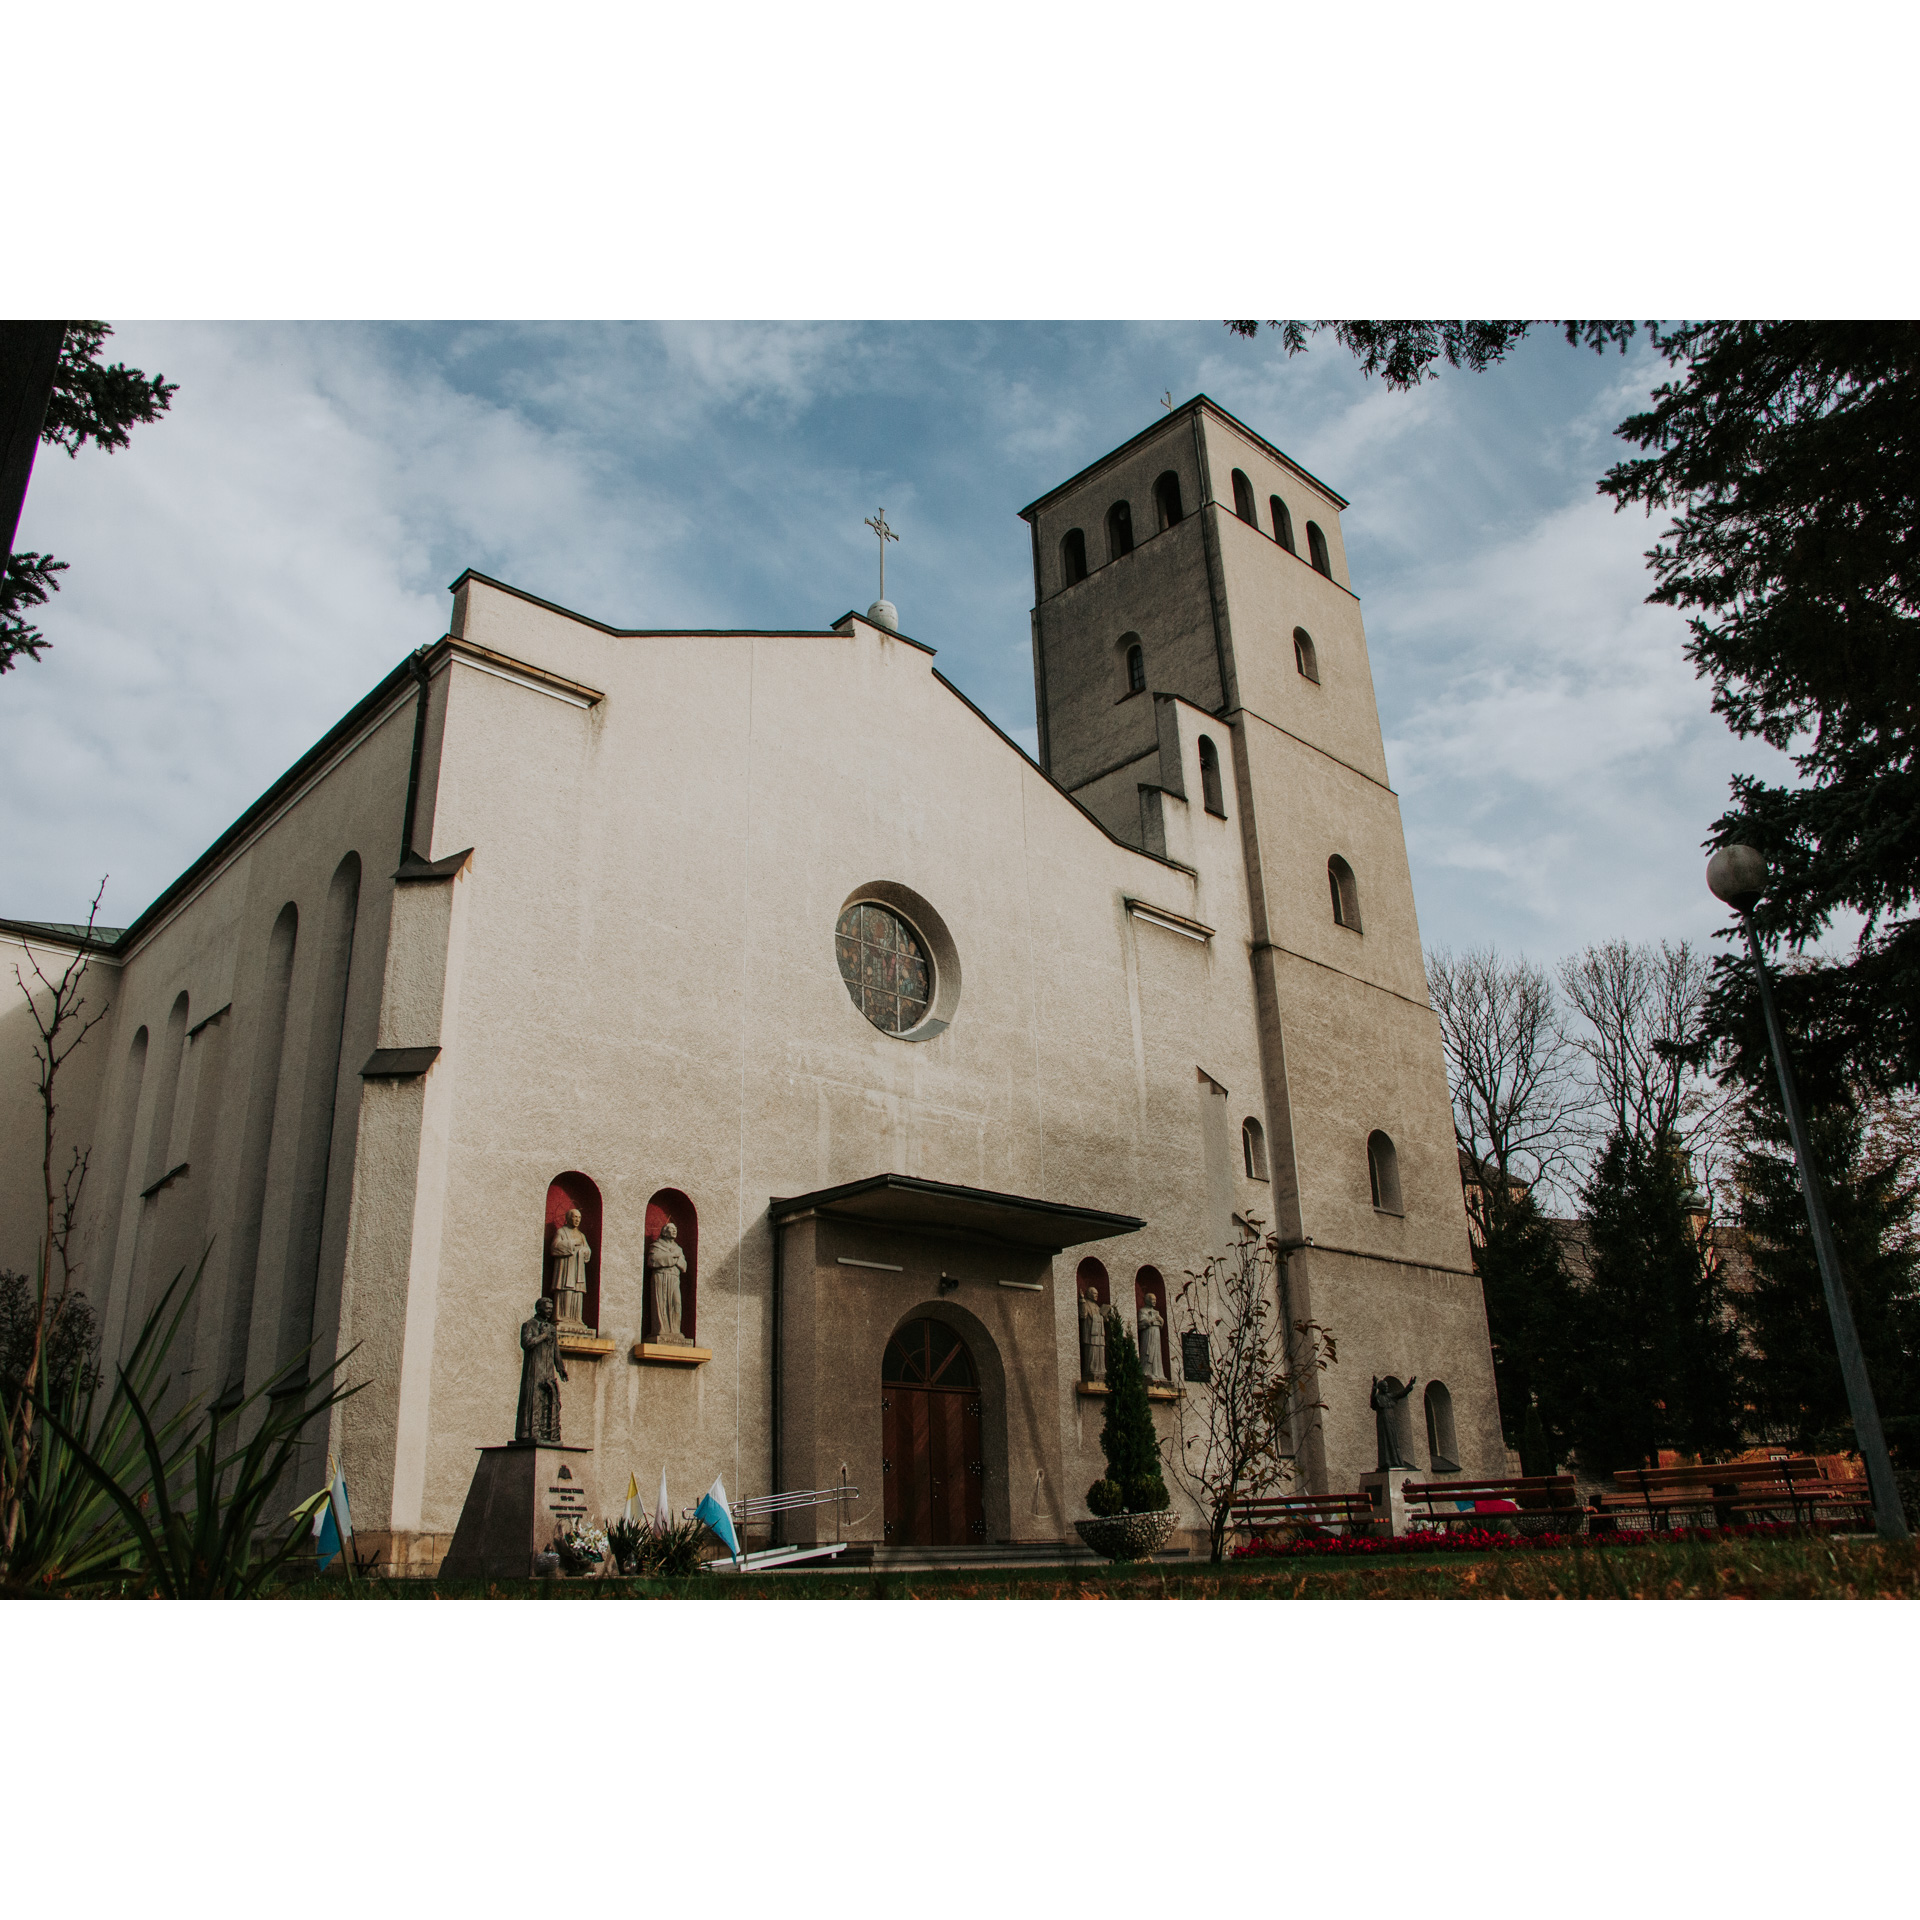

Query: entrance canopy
left=769, top=1174, right=1144, bottom=1254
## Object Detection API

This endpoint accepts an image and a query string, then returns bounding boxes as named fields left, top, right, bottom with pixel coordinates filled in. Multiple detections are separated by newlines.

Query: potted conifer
left=1075, top=1310, right=1177, bottom=1561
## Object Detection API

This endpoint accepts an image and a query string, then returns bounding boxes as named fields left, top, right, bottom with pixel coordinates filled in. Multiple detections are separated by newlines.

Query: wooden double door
left=881, top=1318, right=986, bottom=1546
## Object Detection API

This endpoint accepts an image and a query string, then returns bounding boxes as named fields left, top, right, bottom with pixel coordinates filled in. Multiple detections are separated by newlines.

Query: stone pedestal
left=1359, top=1466, right=1419, bottom=1538
left=440, top=1443, right=595, bottom=1580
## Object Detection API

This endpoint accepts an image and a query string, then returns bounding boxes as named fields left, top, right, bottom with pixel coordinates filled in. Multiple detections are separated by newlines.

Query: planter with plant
left=554, top=1521, right=608, bottom=1574
left=1076, top=1311, right=1176, bottom=1560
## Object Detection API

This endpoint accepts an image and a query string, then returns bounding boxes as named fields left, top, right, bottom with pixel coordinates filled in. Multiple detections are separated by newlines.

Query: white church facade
left=0, top=396, right=1503, bottom=1566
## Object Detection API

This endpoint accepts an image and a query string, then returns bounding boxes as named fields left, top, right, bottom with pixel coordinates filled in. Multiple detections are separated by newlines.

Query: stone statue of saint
left=1370, top=1374, right=1419, bottom=1471
left=516, top=1295, right=568, bottom=1443
left=1078, top=1287, right=1107, bottom=1384
left=1138, top=1300, right=1167, bottom=1383
left=648, top=1221, right=690, bottom=1345
left=549, top=1208, right=592, bottom=1330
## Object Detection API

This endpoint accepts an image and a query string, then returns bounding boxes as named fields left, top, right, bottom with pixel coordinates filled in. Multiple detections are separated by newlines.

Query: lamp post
left=1706, top=845, right=1910, bottom=1540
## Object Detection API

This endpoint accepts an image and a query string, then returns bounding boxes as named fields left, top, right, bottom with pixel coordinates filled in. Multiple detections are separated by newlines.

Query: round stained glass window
left=836, top=901, right=932, bottom=1035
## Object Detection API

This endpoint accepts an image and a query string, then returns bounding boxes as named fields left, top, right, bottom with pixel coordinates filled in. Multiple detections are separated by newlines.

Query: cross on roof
left=864, top=507, right=898, bottom=600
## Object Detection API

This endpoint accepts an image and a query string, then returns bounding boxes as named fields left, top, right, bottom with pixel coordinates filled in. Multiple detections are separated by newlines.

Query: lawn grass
left=280, top=1535, right=1920, bottom=1600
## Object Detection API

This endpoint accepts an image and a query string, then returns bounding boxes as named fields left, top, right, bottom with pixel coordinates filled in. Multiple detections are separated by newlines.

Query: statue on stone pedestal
left=516, top=1295, right=568, bottom=1443
left=549, top=1208, right=592, bottom=1330
left=1078, top=1286, right=1107, bottom=1384
left=1138, top=1300, right=1167, bottom=1383
left=648, top=1221, right=690, bottom=1345
left=1370, top=1374, right=1419, bottom=1471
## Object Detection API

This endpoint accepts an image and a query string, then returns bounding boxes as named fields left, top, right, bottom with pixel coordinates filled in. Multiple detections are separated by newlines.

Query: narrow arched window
left=1154, top=470, right=1184, bottom=530
left=1328, top=855, right=1361, bottom=930
left=1061, top=528, right=1088, bottom=586
left=1306, top=520, right=1332, bottom=577
left=1293, top=627, right=1319, bottom=684
left=221, top=902, right=298, bottom=1401
left=1271, top=496, right=1295, bottom=552
left=1106, top=499, right=1135, bottom=561
left=1242, top=1116, right=1268, bottom=1181
left=1425, top=1381, right=1459, bottom=1472
left=1231, top=469, right=1256, bottom=525
left=1125, top=641, right=1145, bottom=695
left=278, top=850, right=361, bottom=1374
left=1198, top=736, right=1225, bottom=816
left=1368, top=1130, right=1403, bottom=1214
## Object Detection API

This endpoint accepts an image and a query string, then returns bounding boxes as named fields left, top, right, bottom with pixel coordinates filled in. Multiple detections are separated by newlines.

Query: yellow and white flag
left=623, top=1472, right=640, bottom=1527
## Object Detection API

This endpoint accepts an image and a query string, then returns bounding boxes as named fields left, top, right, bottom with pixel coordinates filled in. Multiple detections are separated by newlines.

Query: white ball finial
left=867, top=598, right=899, bottom=632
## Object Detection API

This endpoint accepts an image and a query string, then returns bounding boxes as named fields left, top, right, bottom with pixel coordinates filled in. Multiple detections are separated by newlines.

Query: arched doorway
left=881, top=1318, right=986, bottom=1547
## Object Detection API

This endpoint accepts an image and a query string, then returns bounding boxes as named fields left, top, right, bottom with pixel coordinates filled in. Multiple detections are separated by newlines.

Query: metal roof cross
left=864, top=507, right=898, bottom=600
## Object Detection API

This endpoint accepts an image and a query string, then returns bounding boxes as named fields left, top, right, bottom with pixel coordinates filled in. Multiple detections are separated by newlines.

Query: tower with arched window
left=1020, top=393, right=1487, bottom=1498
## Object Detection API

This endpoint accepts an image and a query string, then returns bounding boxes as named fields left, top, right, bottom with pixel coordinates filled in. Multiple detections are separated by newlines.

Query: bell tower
left=1021, top=396, right=1498, bottom=1489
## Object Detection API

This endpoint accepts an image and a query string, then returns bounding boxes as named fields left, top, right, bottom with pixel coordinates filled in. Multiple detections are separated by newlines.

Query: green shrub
left=1086, top=1477, right=1123, bottom=1516
left=1095, top=1311, right=1168, bottom=1515
left=1125, top=1474, right=1171, bottom=1513
left=606, top=1515, right=710, bottom=1577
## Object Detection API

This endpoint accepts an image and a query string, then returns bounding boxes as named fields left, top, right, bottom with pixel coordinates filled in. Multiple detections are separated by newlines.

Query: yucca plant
left=0, top=1261, right=202, bottom=1593
left=40, top=1337, right=362, bottom=1599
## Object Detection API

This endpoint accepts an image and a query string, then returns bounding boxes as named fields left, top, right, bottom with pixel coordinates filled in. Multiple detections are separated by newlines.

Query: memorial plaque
left=1182, top=1330, right=1211, bottom=1383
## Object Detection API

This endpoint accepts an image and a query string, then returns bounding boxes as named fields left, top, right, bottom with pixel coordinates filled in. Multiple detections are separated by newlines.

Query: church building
left=0, top=396, right=1502, bottom=1565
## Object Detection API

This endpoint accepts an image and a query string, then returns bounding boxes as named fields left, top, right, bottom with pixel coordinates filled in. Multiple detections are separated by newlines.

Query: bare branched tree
left=1168, top=1215, right=1335, bottom=1564
left=1560, top=938, right=1735, bottom=1193
left=3, top=881, right=111, bottom=1559
left=1426, top=946, right=1589, bottom=1210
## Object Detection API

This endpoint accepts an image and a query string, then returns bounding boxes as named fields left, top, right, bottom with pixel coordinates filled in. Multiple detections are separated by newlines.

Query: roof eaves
left=1017, top=393, right=1349, bottom=520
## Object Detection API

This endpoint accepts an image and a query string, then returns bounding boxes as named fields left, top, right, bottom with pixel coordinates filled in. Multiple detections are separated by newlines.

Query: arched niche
left=1075, top=1255, right=1110, bottom=1309
left=644, top=1187, right=698, bottom=1345
left=1134, top=1266, right=1170, bottom=1382
left=544, top=1172, right=603, bottom=1329
left=1425, top=1380, right=1460, bottom=1473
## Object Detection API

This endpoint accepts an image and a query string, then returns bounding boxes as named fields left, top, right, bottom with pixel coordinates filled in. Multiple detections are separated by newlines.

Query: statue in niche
left=516, top=1296, right=568, bottom=1444
left=1138, top=1298, right=1167, bottom=1383
left=1078, top=1286, right=1107, bottom=1384
left=548, top=1208, right=592, bottom=1330
left=648, top=1221, right=690, bottom=1345
left=1370, top=1374, right=1419, bottom=1471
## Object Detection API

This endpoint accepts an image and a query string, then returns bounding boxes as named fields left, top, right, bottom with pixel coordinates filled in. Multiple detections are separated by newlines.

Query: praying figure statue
left=516, top=1296, right=568, bottom=1444
left=1370, top=1374, right=1419, bottom=1471
left=549, top=1208, right=592, bottom=1330
left=1138, top=1299, right=1167, bottom=1383
left=648, top=1221, right=690, bottom=1345
left=1078, top=1286, right=1107, bottom=1384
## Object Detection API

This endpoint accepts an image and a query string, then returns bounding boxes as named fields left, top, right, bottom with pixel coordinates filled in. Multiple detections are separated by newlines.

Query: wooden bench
left=1603, top=1458, right=1866, bottom=1530
left=1402, top=1475, right=1582, bottom=1529
left=1230, top=1492, right=1382, bottom=1539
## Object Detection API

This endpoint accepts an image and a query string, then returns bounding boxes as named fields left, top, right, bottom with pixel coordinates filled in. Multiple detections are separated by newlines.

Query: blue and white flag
left=694, top=1475, right=740, bottom=1562
left=314, top=1463, right=353, bottom=1573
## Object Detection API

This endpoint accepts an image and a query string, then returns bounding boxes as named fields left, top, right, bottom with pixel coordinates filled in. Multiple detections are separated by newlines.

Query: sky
left=2, top=319, right=1791, bottom=968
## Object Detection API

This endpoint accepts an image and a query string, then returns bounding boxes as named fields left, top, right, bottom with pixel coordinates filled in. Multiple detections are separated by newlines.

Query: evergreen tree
left=1088, top=1312, right=1168, bottom=1516
left=1562, top=1128, right=1745, bottom=1474
left=3, top=323, right=176, bottom=674
left=1231, top=321, right=1920, bottom=1100
left=1472, top=1180, right=1580, bottom=1470
left=1735, top=1094, right=1920, bottom=1462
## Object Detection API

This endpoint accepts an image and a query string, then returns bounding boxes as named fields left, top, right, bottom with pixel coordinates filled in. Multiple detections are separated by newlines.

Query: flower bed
left=1231, top=1519, right=1855, bottom=1560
